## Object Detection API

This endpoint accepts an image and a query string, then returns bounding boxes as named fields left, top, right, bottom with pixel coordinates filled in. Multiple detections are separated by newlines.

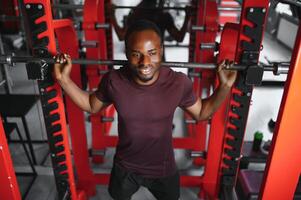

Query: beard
left=130, top=64, right=160, bottom=83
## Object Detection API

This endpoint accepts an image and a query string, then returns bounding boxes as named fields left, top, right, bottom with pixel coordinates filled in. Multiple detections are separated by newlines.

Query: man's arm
left=53, top=53, right=108, bottom=113
left=184, top=60, right=237, bottom=121
left=165, top=6, right=191, bottom=42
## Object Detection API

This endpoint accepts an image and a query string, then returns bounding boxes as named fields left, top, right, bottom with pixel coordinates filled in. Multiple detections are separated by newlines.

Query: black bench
left=236, top=170, right=301, bottom=200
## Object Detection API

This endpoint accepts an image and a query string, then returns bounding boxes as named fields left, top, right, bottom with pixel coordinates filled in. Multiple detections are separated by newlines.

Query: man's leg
left=108, top=164, right=140, bottom=200
left=146, top=171, right=180, bottom=200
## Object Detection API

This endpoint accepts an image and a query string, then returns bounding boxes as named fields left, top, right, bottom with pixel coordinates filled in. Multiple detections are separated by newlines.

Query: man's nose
left=139, top=54, right=151, bottom=65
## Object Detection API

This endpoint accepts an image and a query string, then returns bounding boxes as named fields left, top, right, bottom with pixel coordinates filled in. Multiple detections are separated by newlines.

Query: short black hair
left=125, top=20, right=163, bottom=48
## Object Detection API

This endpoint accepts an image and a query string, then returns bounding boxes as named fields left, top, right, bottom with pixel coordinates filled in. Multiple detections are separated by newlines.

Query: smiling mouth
left=139, top=67, right=152, bottom=75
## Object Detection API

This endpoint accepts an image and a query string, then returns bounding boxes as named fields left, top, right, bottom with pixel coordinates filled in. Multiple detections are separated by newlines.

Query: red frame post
left=83, top=0, right=116, bottom=164
left=23, top=0, right=82, bottom=199
left=53, top=19, right=96, bottom=196
left=203, top=0, right=269, bottom=198
left=0, top=116, right=21, bottom=200
left=259, top=23, right=301, bottom=200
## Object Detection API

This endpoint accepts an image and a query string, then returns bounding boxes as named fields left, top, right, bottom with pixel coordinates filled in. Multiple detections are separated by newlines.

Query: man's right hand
left=52, top=53, right=105, bottom=113
left=53, top=53, right=72, bottom=83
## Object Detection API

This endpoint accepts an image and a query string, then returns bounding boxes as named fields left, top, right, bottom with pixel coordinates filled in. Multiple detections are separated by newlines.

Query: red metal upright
left=53, top=19, right=96, bottom=196
left=0, top=116, right=21, bottom=200
left=186, top=0, right=219, bottom=166
left=202, top=22, right=239, bottom=199
left=83, top=0, right=115, bottom=164
left=202, top=0, right=269, bottom=198
left=22, top=0, right=86, bottom=199
left=259, top=22, right=301, bottom=200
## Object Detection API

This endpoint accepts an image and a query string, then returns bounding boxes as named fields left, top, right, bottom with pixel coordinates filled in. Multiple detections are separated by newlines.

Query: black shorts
left=108, top=163, right=180, bottom=200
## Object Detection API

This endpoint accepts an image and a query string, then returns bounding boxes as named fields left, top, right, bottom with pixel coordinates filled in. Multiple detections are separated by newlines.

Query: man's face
left=126, top=29, right=163, bottom=85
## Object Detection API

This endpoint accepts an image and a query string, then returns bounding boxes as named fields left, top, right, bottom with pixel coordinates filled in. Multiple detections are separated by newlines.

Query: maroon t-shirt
left=95, top=66, right=197, bottom=178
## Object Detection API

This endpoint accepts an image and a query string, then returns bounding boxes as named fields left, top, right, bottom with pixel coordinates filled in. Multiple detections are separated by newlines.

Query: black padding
left=225, top=148, right=240, bottom=158
left=54, top=145, right=64, bottom=154
left=54, top=155, right=66, bottom=164
left=55, top=164, right=67, bottom=173
left=44, top=89, right=57, bottom=101
left=43, top=102, right=58, bottom=113
left=236, top=170, right=263, bottom=200
left=53, top=135, right=63, bottom=143
left=48, top=124, right=61, bottom=134
left=228, top=128, right=240, bottom=137
left=45, top=113, right=60, bottom=127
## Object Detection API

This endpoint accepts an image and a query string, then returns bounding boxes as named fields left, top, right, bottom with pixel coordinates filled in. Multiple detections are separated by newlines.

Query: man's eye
left=149, top=51, right=157, bottom=56
left=132, top=53, right=140, bottom=58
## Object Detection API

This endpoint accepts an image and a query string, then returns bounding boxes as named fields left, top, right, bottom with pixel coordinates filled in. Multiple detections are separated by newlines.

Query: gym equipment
left=52, top=3, right=241, bottom=12
left=2, top=0, right=299, bottom=199
left=186, top=0, right=220, bottom=169
left=259, top=22, right=301, bottom=199
left=82, top=0, right=114, bottom=164
left=23, top=1, right=86, bottom=199
left=3, top=121, right=37, bottom=199
left=0, top=54, right=289, bottom=85
left=202, top=0, right=270, bottom=199
left=0, top=115, right=22, bottom=200
left=236, top=170, right=301, bottom=199
left=73, top=22, right=110, bottom=31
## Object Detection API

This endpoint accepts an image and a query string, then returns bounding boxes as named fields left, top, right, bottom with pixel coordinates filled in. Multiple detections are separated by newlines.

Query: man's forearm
left=58, top=77, right=92, bottom=112
left=199, top=84, right=232, bottom=120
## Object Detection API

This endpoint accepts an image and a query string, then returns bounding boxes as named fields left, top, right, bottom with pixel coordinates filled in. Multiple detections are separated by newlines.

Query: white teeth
left=141, top=68, right=151, bottom=74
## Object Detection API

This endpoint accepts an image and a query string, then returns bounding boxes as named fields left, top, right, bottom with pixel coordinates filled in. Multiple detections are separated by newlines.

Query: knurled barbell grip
left=101, top=117, right=114, bottom=122
left=95, top=23, right=110, bottom=30
left=200, top=42, right=218, bottom=51
left=191, top=26, right=206, bottom=31
left=74, top=22, right=110, bottom=30
left=217, top=6, right=241, bottom=12
left=190, top=151, right=206, bottom=158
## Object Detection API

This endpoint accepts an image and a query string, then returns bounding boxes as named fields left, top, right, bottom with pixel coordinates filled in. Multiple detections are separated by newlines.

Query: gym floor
left=0, top=0, right=292, bottom=199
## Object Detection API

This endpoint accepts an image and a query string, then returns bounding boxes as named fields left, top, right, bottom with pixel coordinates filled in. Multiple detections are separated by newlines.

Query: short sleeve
left=179, top=75, right=197, bottom=108
left=94, top=73, right=112, bottom=103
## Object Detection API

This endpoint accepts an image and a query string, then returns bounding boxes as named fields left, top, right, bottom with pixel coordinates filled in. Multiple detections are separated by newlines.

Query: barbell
left=0, top=55, right=289, bottom=85
left=0, top=54, right=241, bottom=70
left=0, top=54, right=288, bottom=72
left=52, top=4, right=241, bottom=12
left=113, top=6, right=240, bottom=12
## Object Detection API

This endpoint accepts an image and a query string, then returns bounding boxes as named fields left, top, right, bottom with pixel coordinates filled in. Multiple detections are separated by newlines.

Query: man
left=110, top=0, right=191, bottom=43
left=54, top=20, right=237, bottom=200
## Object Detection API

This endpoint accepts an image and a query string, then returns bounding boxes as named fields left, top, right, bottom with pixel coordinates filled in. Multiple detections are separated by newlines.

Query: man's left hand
left=217, top=59, right=237, bottom=88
